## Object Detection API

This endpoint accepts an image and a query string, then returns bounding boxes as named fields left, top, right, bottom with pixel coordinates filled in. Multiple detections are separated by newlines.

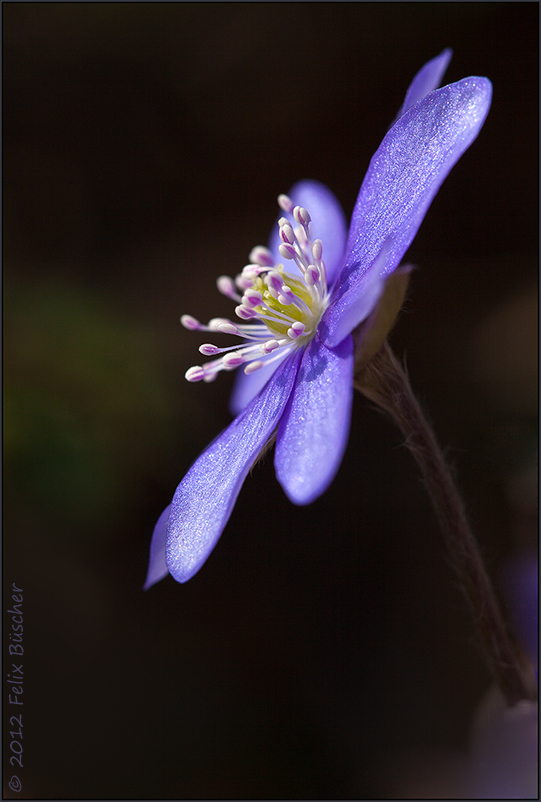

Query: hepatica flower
left=145, top=49, right=492, bottom=588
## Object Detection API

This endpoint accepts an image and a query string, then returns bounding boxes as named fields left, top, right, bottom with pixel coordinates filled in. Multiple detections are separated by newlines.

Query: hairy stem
left=354, top=341, right=536, bottom=705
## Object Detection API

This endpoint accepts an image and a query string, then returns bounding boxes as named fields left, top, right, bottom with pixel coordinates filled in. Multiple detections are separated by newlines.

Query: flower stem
left=354, top=341, right=536, bottom=705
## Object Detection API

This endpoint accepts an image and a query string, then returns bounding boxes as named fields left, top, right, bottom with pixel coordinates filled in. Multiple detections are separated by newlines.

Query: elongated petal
left=229, top=348, right=290, bottom=416
left=322, top=76, right=492, bottom=348
left=318, top=238, right=388, bottom=348
left=275, top=335, right=353, bottom=505
left=269, top=180, right=348, bottom=287
left=166, top=350, right=302, bottom=582
left=143, top=504, right=171, bottom=590
left=395, top=48, right=452, bottom=119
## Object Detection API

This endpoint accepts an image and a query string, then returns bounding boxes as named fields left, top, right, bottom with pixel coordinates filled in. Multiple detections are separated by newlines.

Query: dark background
left=3, top=3, right=538, bottom=799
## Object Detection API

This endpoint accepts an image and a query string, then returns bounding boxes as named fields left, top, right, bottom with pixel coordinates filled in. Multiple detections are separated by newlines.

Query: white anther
left=265, top=271, right=284, bottom=292
left=235, top=305, right=257, bottom=320
left=216, top=322, right=239, bottom=335
left=185, top=366, right=205, bottom=382
left=312, top=239, right=323, bottom=261
left=208, top=318, right=230, bottom=330
left=305, top=265, right=320, bottom=285
left=279, top=243, right=296, bottom=261
left=181, top=315, right=201, bottom=330
left=278, top=194, right=294, bottom=213
left=281, top=284, right=294, bottom=299
left=248, top=246, right=274, bottom=267
left=244, top=360, right=264, bottom=374
left=199, top=343, right=220, bottom=356
left=279, top=222, right=295, bottom=245
left=216, top=275, right=237, bottom=297
left=261, top=339, right=280, bottom=354
left=241, top=264, right=261, bottom=277
left=243, top=289, right=263, bottom=307
left=293, top=206, right=311, bottom=226
left=222, top=352, right=244, bottom=368
left=235, top=273, right=253, bottom=290
left=278, top=285, right=294, bottom=305
left=287, top=321, right=306, bottom=339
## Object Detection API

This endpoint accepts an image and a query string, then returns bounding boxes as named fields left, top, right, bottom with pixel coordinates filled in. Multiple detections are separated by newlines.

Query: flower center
left=182, top=194, right=330, bottom=383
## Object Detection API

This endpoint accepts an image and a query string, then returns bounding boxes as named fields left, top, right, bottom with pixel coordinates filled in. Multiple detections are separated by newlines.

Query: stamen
left=293, top=206, right=311, bottom=227
left=235, top=305, right=257, bottom=320
left=198, top=344, right=220, bottom=356
left=249, top=246, right=274, bottom=267
left=208, top=318, right=231, bottom=330
left=217, top=276, right=240, bottom=300
left=277, top=194, right=294, bottom=213
left=182, top=192, right=331, bottom=384
left=216, top=321, right=240, bottom=335
left=185, top=366, right=205, bottom=382
left=235, top=273, right=253, bottom=290
left=242, top=289, right=263, bottom=308
left=278, top=285, right=294, bottom=305
left=222, top=352, right=244, bottom=369
left=279, top=220, right=295, bottom=245
left=287, top=321, right=306, bottom=339
left=181, top=315, right=201, bottom=330
left=244, top=360, right=264, bottom=374
left=261, top=339, right=281, bottom=354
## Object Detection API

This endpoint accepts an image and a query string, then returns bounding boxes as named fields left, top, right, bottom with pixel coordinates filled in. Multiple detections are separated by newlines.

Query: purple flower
left=145, top=50, right=492, bottom=588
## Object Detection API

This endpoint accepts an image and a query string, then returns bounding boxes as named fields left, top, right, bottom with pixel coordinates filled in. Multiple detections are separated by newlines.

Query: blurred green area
left=4, top=278, right=178, bottom=535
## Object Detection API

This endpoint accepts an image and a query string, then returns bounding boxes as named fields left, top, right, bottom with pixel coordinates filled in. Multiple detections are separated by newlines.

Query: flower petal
left=166, top=350, right=302, bottom=582
left=395, top=48, right=452, bottom=119
left=274, top=335, right=353, bottom=505
left=322, top=76, right=492, bottom=348
left=269, top=180, right=348, bottom=287
left=229, top=348, right=290, bottom=416
left=143, top=504, right=171, bottom=590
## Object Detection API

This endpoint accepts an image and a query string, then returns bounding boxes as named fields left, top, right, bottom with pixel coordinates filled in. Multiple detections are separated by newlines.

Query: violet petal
left=275, top=335, right=353, bottom=505
left=229, top=348, right=290, bottom=416
left=395, top=48, right=452, bottom=119
left=166, top=350, right=302, bottom=582
left=322, top=76, right=492, bottom=348
left=143, top=504, right=171, bottom=590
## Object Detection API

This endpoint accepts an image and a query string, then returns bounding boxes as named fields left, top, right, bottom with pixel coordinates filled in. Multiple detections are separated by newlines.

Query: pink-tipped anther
left=243, top=289, right=263, bottom=308
left=293, top=206, right=311, bottom=227
left=216, top=276, right=237, bottom=298
left=235, top=305, right=257, bottom=320
left=208, top=318, right=231, bottom=330
left=222, top=352, right=244, bottom=369
left=287, top=321, right=306, bottom=339
left=265, top=271, right=284, bottom=292
left=185, top=365, right=205, bottom=382
left=279, top=221, right=295, bottom=245
left=199, top=344, right=220, bottom=356
left=181, top=315, right=201, bottom=330
left=244, top=360, right=264, bottom=374
left=216, top=322, right=239, bottom=335
left=277, top=194, right=294, bottom=213
left=261, top=339, right=280, bottom=354
left=248, top=246, right=274, bottom=267
left=312, top=239, right=323, bottom=261
left=278, top=243, right=297, bottom=261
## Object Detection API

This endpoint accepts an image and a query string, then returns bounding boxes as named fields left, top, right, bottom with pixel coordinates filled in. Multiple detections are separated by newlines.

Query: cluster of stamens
left=182, top=194, right=329, bottom=382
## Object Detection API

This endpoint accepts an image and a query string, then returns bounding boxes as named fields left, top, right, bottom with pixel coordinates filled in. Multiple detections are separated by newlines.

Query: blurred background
left=3, top=3, right=537, bottom=799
